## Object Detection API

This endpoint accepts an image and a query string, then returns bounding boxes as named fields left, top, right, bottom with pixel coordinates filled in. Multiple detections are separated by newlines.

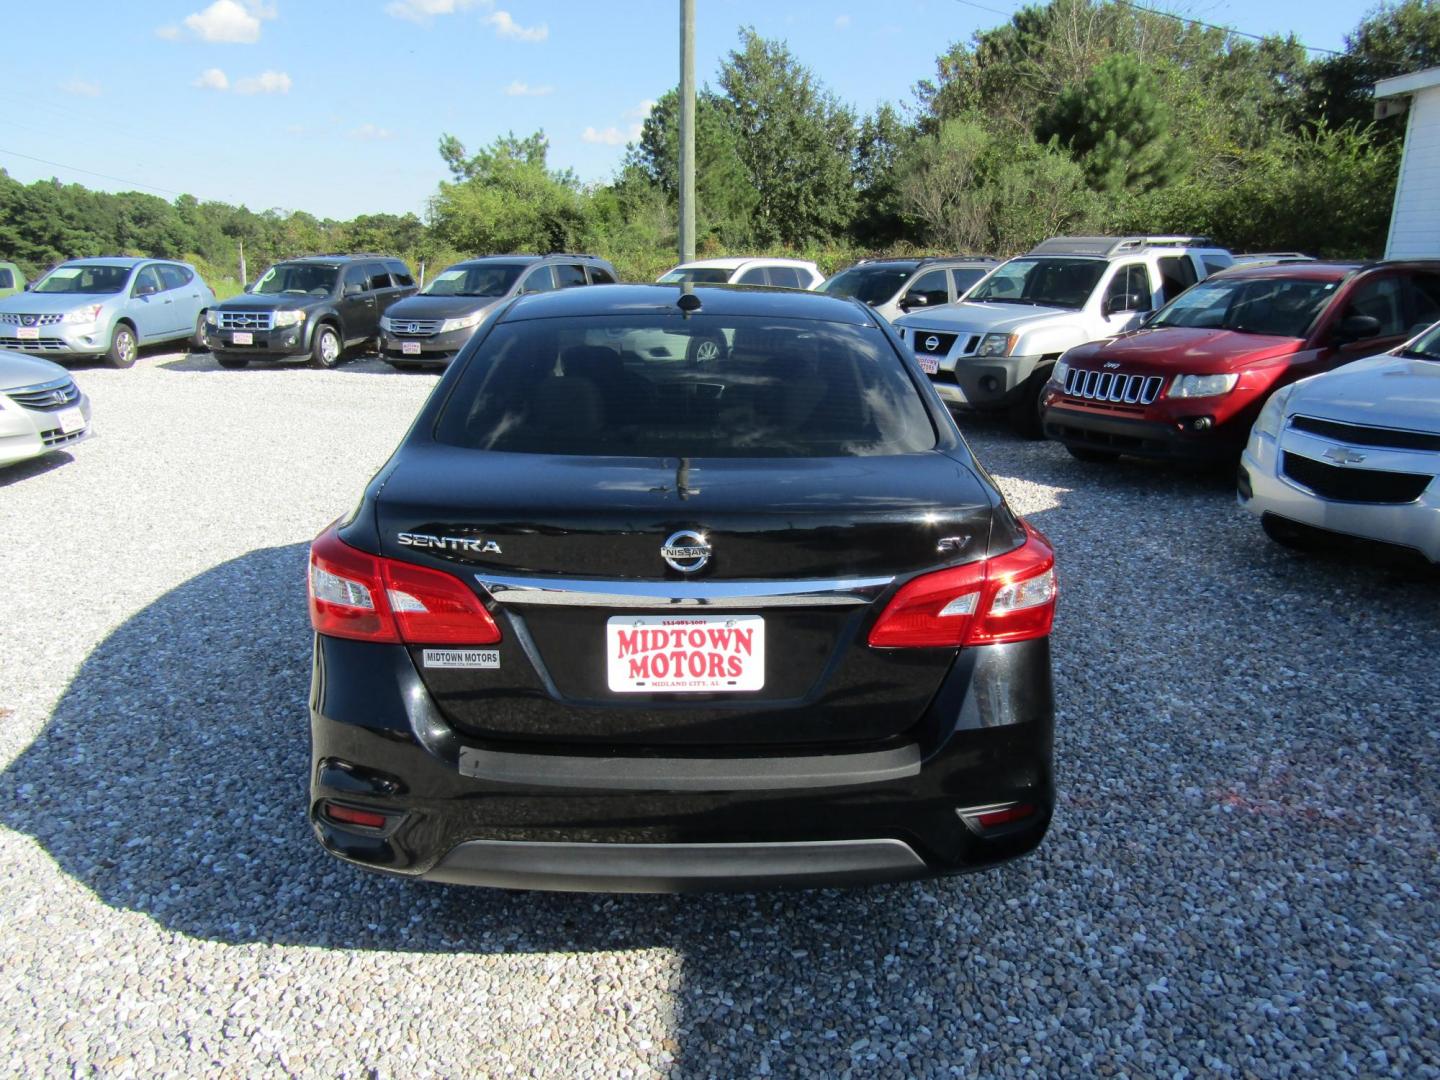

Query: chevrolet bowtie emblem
left=1322, top=447, right=1367, bottom=465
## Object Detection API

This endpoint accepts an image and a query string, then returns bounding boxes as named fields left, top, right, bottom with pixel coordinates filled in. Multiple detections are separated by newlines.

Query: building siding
left=1388, top=87, right=1440, bottom=258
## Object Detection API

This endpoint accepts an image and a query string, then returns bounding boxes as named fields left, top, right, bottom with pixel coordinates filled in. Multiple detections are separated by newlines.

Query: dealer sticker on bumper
left=422, top=648, right=499, bottom=669
left=917, top=356, right=940, bottom=374
left=607, top=614, right=764, bottom=693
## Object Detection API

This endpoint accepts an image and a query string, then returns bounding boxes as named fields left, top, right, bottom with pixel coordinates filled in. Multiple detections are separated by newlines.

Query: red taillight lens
left=322, top=802, right=388, bottom=829
left=308, top=524, right=501, bottom=645
left=868, top=521, right=1056, bottom=649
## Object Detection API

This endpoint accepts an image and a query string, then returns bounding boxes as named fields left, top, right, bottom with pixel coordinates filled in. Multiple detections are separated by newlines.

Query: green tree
left=1036, top=54, right=1184, bottom=192
left=717, top=28, right=858, bottom=245
left=1309, top=0, right=1440, bottom=137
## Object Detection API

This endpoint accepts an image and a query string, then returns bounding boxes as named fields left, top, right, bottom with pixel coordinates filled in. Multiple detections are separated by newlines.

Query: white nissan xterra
left=894, top=236, right=1234, bottom=434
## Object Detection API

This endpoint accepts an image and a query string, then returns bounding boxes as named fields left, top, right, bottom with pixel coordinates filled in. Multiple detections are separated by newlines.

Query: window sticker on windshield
left=422, top=649, right=499, bottom=669
left=47, top=268, right=81, bottom=279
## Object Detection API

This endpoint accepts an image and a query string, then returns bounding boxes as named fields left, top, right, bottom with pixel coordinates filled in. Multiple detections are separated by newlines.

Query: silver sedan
left=0, top=350, right=91, bottom=468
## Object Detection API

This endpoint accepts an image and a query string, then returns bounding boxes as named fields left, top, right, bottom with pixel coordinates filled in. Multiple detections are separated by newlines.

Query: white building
left=1375, top=66, right=1440, bottom=258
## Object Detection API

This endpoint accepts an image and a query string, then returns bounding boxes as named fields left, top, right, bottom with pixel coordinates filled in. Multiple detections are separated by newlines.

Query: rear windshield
left=424, top=262, right=525, bottom=297
left=658, top=268, right=733, bottom=284
left=433, top=315, right=936, bottom=458
left=968, top=257, right=1106, bottom=309
left=1147, top=276, right=1339, bottom=338
left=819, top=265, right=917, bottom=305
left=34, top=264, right=130, bottom=294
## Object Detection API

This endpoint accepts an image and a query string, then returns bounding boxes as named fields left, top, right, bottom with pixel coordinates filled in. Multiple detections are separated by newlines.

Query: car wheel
left=215, top=354, right=249, bottom=370
left=1006, top=370, right=1048, bottom=439
left=686, top=333, right=726, bottom=366
left=190, top=313, right=208, bottom=352
left=107, top=324, right=137, bottom=369
left=1261, top=515, right=1317, bottom=552
left=311, top=325, right=343, bottom=369
left=1065, top=445, right=1120, bottom=464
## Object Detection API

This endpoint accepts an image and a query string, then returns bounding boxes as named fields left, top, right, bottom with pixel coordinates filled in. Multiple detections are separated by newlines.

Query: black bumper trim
left=1044, top=406, right=1237, bottom=461
left=423, top=837, right=928, bottom=892
left=456, top=742, right=921, bottom=791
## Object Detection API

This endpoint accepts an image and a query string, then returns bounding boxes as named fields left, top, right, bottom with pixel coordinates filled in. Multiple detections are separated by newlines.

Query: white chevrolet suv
left=658, top=258, right=824, bottom=290
left=894, top=236, right=1233, bottom=434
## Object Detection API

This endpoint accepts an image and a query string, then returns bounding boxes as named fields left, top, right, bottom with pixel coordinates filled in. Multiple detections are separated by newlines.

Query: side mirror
left=344, top=282, right=363, bottom=297
left=22, top=282, right=31, bottom=291
left=243, top=281, right=254, bottom=293
left=1104, top=293, right=1150, bottom=317
left=135, top=283, right=156, bottom=297
left=1335, top=314, right=1382, bottom=342
left=900, top=292, right=927, bottom=310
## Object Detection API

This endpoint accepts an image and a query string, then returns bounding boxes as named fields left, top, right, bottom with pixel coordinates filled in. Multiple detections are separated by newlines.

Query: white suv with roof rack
left=893, top=235, right=1233, bottom=434
left=658, top=258, right=824, bottom=290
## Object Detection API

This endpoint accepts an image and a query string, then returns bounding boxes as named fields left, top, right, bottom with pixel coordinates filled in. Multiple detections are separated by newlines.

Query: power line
left=0, top=146, right=186, bottom=199
left=1111, top=1, right=1345, bottom=58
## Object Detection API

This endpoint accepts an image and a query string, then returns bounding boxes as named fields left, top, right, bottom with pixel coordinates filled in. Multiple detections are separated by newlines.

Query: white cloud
left=504, top=80, right=554, bottom=97
left=61, top=79, right=102, bottom=97
left=834, top=14, right=851, bottom=29
left=485, top=10, right=547, bottom=42
left=351, top=123, right=394, bottom=141
left=627, top=99, right=656, bottom=120
left=192, top=67, right=230, bottom=91
left=234, top=70, right=292, bottom=94
left=180, top=0, right=276, bottom=44
left=155, top=24, right=182, bottom=40
left=385, top=0, right=481, bottom=22
left=582, top=126, right=637, bottom=146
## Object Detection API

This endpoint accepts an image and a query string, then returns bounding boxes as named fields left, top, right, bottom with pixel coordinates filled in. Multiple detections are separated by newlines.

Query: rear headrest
left=561, top=345, right=622, bottom=380
left=534, top=374, right=604, bottom=433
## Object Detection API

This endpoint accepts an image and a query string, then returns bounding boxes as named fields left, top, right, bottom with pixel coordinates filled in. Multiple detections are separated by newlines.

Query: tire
left=1262, top=515, right=1317, bottom=552
left=190, top=313, right=208, bottom=352
left=1065, top=445, right=1120, bottom=464
left=106, top=323, right=138, bottom=369
left=215, top=354, right=249, bottom=370
left=686, top=333, right=726, bottom=366
left=310, top=324, right=343, bottom=369
left=1006, top=368, right=1050, bottom=439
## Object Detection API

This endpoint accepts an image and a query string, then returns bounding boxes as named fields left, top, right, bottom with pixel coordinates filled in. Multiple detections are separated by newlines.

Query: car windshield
left=423, top=263, right=525, bottom=297
left=433, top=314, right=936, bottom=458
left=819, top=265, right=917, bottom=306
left=253, top=263, right=338, bottom=295
left=33, top=264, right=131, bottom=294
left=1401, top=321, right=1440, bottom=360
left=658, top=268, right=733, bottom=284
left=1146, top=276, right=1339, bottom=337
left=967, top=258, right=1106, bottom=309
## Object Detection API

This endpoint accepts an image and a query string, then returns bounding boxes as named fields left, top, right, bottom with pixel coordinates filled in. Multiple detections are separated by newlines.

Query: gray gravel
left=0, top=347, right=1436, bottom=1078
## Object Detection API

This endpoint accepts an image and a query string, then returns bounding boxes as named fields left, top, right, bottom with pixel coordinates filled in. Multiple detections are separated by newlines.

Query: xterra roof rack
left=1027, top=236, right=1214, bottom=258
left=855, top=254, right=997, bottom=266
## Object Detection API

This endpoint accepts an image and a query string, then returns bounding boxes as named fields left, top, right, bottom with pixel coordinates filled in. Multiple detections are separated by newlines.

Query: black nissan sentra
left=307, top=283, right=1057, bottom=892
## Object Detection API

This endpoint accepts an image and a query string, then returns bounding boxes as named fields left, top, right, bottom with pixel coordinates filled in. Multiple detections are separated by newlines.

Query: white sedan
left=1238, top=330, right=1440, bottom=563
left=0, top=351, right=91, bottom=468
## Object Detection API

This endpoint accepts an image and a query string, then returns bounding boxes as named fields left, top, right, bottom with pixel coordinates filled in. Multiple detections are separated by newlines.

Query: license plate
left=401, top=341, right=422, bottom=356
left=56, top=406, right=85, bottom=434
left=232, top=331, right=253, bottom=345
left=918, top=356, right=939, bottom=374
left=607, top=614, right=764, bottom=693
left=16, top=326, right=39, bottom=341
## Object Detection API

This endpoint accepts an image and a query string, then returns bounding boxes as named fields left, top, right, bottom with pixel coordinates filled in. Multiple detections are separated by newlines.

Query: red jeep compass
left=1040, top=261, right=1440, bottom=463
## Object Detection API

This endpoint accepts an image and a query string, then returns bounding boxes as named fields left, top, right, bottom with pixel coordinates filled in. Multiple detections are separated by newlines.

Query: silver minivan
left=0, top=258, right=215, bottom=367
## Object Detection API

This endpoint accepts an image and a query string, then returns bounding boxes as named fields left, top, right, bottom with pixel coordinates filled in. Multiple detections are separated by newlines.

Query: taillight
left=308, top=524, right=501, bottom=645
left=868, top=521, right=1056, bottom=649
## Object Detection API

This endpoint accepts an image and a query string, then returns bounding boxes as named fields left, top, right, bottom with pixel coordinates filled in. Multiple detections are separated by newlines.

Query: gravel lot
left=1, top=347, right=1436, bottom=1078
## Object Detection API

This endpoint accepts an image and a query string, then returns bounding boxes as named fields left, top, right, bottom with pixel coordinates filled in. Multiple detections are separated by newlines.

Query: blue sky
left=3, top=0, right=1372, bottom=221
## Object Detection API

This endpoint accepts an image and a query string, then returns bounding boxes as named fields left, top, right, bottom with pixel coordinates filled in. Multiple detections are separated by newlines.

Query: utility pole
left=678, top=0, right=696, bottom=264
left=238, top=237, right=247, bottom=288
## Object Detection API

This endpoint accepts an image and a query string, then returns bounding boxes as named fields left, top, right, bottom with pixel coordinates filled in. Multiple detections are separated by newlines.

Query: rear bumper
left=309, top=634, right=1055, bottom=891
left=1042, top=400, right=1242, bottom=461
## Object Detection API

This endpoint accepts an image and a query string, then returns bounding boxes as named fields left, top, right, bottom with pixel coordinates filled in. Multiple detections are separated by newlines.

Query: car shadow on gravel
left=159, top=352, right=428, bottom=376
left=5, top=534, right=1439, bottom=1074
left=0, top=450, right=78, bottom=488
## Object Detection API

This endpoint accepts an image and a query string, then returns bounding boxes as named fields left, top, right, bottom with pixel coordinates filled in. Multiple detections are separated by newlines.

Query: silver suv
left=819, top=256, right=998, bottom=323
left=0, top=258, right=215, bottom=368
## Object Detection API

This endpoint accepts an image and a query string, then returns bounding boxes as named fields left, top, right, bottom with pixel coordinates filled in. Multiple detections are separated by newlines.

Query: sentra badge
left=397, top=532, right=502, bottom=554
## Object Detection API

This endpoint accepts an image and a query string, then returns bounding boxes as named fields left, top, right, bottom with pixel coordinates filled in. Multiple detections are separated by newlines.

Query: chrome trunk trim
left=475, top=572, right=895, bottom=609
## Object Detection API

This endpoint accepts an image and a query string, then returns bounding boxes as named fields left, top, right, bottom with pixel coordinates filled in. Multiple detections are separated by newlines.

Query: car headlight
left=62, top=304, right=103, bottom=325
left=975, top=333, right=1014, bottom=358
left=272, top=310, right=306, bottom=328
left=1051, top=359, right=1070, bottom=386
left=1168, top=373, right=1239, bottom=399
left=439, top=312, right=484, bottom=334
left=1252, top=383, right=1295, bottom=440
left=205, top=310, right=220, bottom=326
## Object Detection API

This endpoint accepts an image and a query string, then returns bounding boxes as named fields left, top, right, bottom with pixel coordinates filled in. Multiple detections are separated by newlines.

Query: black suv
left=306, top=283, right=1058, bottom=892
left=379, top=253, right=619, bottom=369
left=205, top=255, right=418, bottom=368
